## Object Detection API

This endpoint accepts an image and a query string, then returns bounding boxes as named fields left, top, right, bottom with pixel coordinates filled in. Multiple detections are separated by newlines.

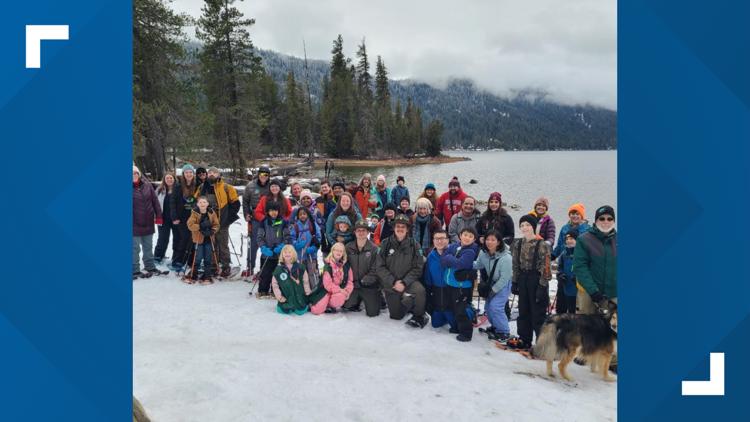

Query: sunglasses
left=597, top=216, right=614, bottom=222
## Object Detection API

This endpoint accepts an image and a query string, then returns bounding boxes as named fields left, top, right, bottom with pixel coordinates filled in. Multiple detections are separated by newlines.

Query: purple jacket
left=536, top=215, right=556, bottom=246
left=133, top=180, right=162, bottom=237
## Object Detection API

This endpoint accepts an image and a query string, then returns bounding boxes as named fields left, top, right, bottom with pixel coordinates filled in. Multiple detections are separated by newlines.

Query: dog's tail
left=530, top=320, right=559, bottom=360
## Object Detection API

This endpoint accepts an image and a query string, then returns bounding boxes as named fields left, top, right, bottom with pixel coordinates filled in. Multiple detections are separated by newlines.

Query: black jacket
left=376, top=235, right=424, bottom=288
left=346, top=239, right=380, bottom=288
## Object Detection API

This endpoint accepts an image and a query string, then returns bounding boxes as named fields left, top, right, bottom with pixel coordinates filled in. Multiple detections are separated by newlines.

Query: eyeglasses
left=597, top=216, right=614, bottom=222
left=434, top=236, right=448, bottom=241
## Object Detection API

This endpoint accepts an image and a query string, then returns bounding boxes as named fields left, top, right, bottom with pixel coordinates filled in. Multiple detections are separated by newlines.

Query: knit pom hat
left=181, top=163, right=195, bottom=173
left=534, top=197, right=549, bottom=209
left=519, top=214, right=538, bottom=232
left=376, top=174, right=386, bottom=184
left=335, top=215, right=352, bottom=227
left=448, top=177, right=460, bottom=188
left=568, top=203, right=586, bottom=220
left=384, top=202, right=398, bottom=212
left=133, top=165, right=141, bottom=175
left=300, top=190, right=313, bottom=201
left=269, top=179, right=282, bottom=188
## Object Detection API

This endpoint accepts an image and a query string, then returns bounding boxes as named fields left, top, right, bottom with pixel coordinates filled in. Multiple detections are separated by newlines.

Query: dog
left=531, top=301, right=617, bottom=382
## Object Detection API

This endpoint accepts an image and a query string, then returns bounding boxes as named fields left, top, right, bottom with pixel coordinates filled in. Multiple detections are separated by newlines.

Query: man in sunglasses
left=573, top=205, right=617, bottom=314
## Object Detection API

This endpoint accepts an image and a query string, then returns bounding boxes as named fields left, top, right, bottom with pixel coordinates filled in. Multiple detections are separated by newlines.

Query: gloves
left=511, top=282, right=520, bottom=295
left=306, top=246, right=317, bottom=256
left=201, top=229, right=212, bottom=238
left=589, top=291, right=606, bottom=304
left=273, top=244, right=284, bottom=254
left=294, top=239, right=307, bottom=250
left=155, top=216, right=163, bottom=226
left=261, top=246, right=273, bottom=257
left=536, top=284, right=549, bottom=303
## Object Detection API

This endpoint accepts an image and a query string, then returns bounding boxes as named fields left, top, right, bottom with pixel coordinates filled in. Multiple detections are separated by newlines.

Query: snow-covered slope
left=133, top=222, right=616, bottom=421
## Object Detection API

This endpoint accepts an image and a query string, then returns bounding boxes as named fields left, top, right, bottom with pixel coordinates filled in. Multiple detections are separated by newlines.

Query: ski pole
left=228, top=232, right=241, bottom=266
left=185, top=243, right=198, bottom=282
left=209, top=234, right=221, bottom=279
left=249, top=257, right=269, bottom=294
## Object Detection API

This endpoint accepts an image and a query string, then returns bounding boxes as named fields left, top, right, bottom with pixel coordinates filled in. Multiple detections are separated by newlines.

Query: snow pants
left=384, top=281, right=427, bottom=320
left=556, top=287, right=577, bottom=314
left=215, top=226, right=231, bottom=270
left=449, top=285, right=475, bottom=339
left=258, top=257, right=278, bottom=294
left=173, top=221, right=194, bottom=268
left=516, top=269, right=548, bottom=346
left=133, top=235, right=156, bottom=273
left=344, top=286, right=382, bottom=317
left=311, top=291, right=349, bottom=314
left=486, top=282, right=511, bottom=335
left=154, top=220, right=179, bottom=262
left=246, top=222, right=260, bottom=271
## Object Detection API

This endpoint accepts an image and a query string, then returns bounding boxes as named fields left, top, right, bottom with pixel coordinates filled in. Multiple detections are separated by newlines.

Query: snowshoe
left=405, top=314, right=429, bottom=329
left=146, top=268, right=169, bottom=276
left=479, top=326, right=497, bottom=338
left=505, top=336, right=530, bottom=351
left=494, top=340, right=534, bottom=359
left=255, top=291, right=271, bottom=299
left=218, top=266, right=241, bottom=281
left=133, top=271, right=153, bottom=279
left=199, top=276, right=214, bottom=286
left=493, top=332, right=510, bottom=344
left=169, top=262, right=185, bottom=273
left=473, top=314, right=489, bottom=328
left=241, top=268, right=253, bottom=279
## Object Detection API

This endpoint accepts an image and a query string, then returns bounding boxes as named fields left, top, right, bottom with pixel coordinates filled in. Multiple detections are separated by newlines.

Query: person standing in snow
left=288, top=182, right=303, bottom=207
left=397, top=197, right=414, bottom=219
left=289, top=207, right=321, bottom=262
left=200, top=168, right=241, bottom=277
left=391, top=176, right=410, bottom=209
left=186, top=196, right=219, bottom=285
left=353, top=173, right=377, bottom=218
left=474, top=230, right=513, bottom=342
left=375, top=214, right=429, bottom=328
left=253, top=179, right=293, bottom=223
left=510, top=215, right=552, bottom=350
left=272, top=245, right=311, bottom=315
left=342, top=220, right=382, bottom=316
left=372, top=175, right=392, bottom=218
left=170, top=163, right=198, bottom=271
left=477, top=192, right=515, bottom=246
left=555, top=228, right=580, bottom=314
left=325, top=192, right=361, bottom=246
left=441, top=227, right=480, bottom=342
left=372, top=202, right=397, bottom=246
left=309, top=242, right=354, bottom=314
left=573, top=205, right=617, bottom=314
left=242, top=165, right=271, bottom=278
left=133, top=165, right=162, bottom=278
left=423, top=229, right=453, bottom=329
left=528, top=197, right=556, bottom=247
left=154, top=172, right=178, bottom=264
left=447, top=196, right=480, bottom=243
left=256, top=202, right=292, bottom=299
left=552, top=203, right=590, bottom=260
left=437, top=177, right=468, bottom=228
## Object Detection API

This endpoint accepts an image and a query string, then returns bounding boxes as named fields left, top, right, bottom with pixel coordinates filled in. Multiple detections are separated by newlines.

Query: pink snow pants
left=311, top=291, right=348, bottom=315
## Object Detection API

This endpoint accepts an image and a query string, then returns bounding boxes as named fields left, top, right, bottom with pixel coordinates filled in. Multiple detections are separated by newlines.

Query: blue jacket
left=424, top=248, right=447, bottom=288
left=290, top=218, right=321, bottom=259
left=391, top=185, right=410, bottom=208
left=473, top=249, right=512, bottom=294
left=373, top=187, right=392, bottom=217
left=441, top=242, right=479, bottom=289
left=552, top=221, right=591, bottom=259
left=558, top=247, right=578, bottom=297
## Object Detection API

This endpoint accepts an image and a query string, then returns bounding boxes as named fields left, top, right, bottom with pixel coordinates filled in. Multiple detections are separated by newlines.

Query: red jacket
left=436, top=189, right=467, bottom=227
left=254, top=195, right=293, bottom=222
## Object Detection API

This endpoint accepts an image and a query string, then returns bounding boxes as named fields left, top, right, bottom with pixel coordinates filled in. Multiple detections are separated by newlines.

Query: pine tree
left=320, top=35, right=355, bottom=158
left=353, top=38, right=374, bottom=157
left=373, top=55, right=392, bottom=155
left=424, top=119, right=444, bottom=157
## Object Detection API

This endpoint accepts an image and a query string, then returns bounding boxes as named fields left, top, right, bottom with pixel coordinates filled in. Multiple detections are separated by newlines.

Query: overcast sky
left=171, top=0, right=616, bottom=110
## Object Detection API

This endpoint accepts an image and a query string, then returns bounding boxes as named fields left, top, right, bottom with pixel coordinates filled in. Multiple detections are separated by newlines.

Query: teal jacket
left=573, top=226, right=617, bottom=298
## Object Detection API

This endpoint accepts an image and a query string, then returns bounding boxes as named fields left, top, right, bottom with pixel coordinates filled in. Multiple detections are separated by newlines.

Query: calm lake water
left=333, top=150, right=617, bottom=229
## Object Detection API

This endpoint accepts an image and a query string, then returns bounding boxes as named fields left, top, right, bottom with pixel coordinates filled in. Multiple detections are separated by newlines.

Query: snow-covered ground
left=134, top=221, right=616, bottom=421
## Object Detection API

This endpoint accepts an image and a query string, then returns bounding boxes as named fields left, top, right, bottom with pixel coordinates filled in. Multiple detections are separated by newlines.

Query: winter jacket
left=373, top=187, right=392, bottom=217
left=309, top=259, right=354, bottom=305
left=477, top=212, right=515, bottom=246
left=254, top=195, right=293, bottom=222
left=424, top=248, right=450, bottom=311
left=437, top=189, right=468, bottom=227
left=375, top=235, right=425, bottom=289
left=557, top=247, right=578, bottom=297
left=552, top=221, right=591, bottom=259
left=418, top=192, right=439, bottom=215
left=473, top=249, right=512, bottom=294
left=573, top=226, right=617, bottom=299
left=447, top=210, right=481, bottom=243
left=372, top=218, right=394, bottom=246
left=410, top=213, right=442, bottom=254
left=187, top=207, right=220, bottom=244
left=528, top=211, right=556, bottom=247
left=397, top=208, right=415, bottom=220
left=156, top=190, right=173, bottom=226
left=272, top=262, right=311, bottom=313
left=441, top=242, right=479, bottom=289
left=511, top=237, right=552, bottom=286
left=290, top=218, right=321, bottom=259
left=133, top=180, right=162, bottom=237
left=257, top=217, right=291, bottom=258
left=325, top=210, right=362, bottom=245
left=196, top=178, right=240, bottom=228
left=169, top=178, right=198, bottom=222
left=316, top=194, right=337, bottom=221
left=354, top=187, right=377, bottom=218
left=242, top=178, right=270, bottom=221
left=345, top=239, right=379, bottom=288
left=391, top=185, right=410, bottom=208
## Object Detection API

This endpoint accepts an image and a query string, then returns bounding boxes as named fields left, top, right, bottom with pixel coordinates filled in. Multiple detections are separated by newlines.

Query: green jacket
left=274, top=263, right=308, bottom=313
left=572, top=226, right=617, bottom=298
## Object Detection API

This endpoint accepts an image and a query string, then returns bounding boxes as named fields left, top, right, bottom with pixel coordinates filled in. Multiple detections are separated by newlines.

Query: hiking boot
left=342, top=305, right=361, bottom=312
left=495, top=332, right=510, bottom=343
left=449, top=326, right=459, bottom=334
left=456, top=334, right=472, bottom=342
left=220, top=267, right=231, bottom=278
left=200, top=276, right=214, bottom=285
left=405, top=314, right=429, bottom=328
left=324, top=307, right=339, bottom=314
left=255, top=291, right=270, bottom=299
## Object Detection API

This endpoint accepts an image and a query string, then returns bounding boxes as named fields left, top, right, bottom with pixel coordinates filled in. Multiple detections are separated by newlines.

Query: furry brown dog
left=531, top=302, right=617, bottom=382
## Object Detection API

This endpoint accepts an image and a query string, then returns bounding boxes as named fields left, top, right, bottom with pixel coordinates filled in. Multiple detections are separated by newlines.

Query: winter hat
left=376, top=174, right=386, bottom=184
left=360, top=173, right=373, bottom=185
left=181, top=163, right=195, bottom=173
left=354, top=219, right=370, bottom=231
left=393, top=214, right=411, bottom=228
left=595, top=205, right=616, bottom=221
left=488, top=192, right=502, bottom=203
left=415, top=197, right=433, bottom=210
left=269, top=179, right=282, bottom=188
left=397, top=175, right=405, bottom=183
left=196, top=167, right=207, bottom=175
left=424, top=183, right=436, bottom=191
left=384, top=202, right=398, bottom=212
left=332, top=181, right=346, bottom=190
left=300, top=190, right=313, bottom=201
left=568, top=203, right=586, bottom=220
left=534, top=197, right=550, bottom=209
left=133, top=165, right=141, bottom=175
left=448, top=177, right=460, bottom=188
left=265, top=201, right=281, bottom=213
left=565, top=227, right=580, bottom=240
left=258, top=165, right=271, bottom=175
left=335, top=215, right=352, bottom=227
left=519, top=214, right=538, bottom=232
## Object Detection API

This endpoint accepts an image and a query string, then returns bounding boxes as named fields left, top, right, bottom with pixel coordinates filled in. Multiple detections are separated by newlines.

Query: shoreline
left=266, top=155, right=470, bottom=168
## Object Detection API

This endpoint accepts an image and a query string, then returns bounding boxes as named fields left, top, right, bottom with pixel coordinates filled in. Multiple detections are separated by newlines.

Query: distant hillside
left=256, top=49, right=617, bottom=150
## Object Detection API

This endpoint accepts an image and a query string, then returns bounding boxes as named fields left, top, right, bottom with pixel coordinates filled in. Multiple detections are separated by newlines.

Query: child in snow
left=510, top=215, right=552, bottom=350
left=373, top=203, right=397, bottom=245
left=441, top=227, right=480, bottom=342
left=473, top=230, right=513, bottom=342
left=391, top=175, right=410, bottom=208
left=309, top=242, right=354, bottom=314
left=272, top=245, right=311, bottom=315
left=424, top=229, right=454, bottom=329
left=555, top=228, right=579, bottom=314
left=368, top=214, right=380, bottom=234
left=290, top=207, right=321, bottom=262
left=256, top=202, right=291, bottom=299
left=186, top=196, right=219, bottom=285
left=397, top=197, right=414, bottom=219
left=332, top=215, right=354, bottom=244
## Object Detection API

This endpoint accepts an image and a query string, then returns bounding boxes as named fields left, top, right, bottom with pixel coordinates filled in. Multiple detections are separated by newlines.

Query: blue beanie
left=424, top=183, right=436, bottom=191
left=182, top=163, right=195, bottom=172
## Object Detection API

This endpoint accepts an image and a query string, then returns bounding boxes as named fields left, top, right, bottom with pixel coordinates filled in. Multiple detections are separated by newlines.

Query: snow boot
left=220, top=267, right=232, bottom=278
left=456, top=334, right=471, bottom=342
left=449, top=326, right=459, bottom=334
left=405, top=314, right=429, bottom=328
left=324, top=307, right=339, bottom=314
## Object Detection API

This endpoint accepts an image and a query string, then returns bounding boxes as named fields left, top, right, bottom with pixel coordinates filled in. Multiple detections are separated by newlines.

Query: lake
left=333, top=150, right=617, bottom=229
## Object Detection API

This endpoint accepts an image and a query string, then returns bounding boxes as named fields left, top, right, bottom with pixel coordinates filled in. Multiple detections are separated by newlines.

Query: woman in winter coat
left=552, top=203, right=591, bottom=259
left=154, top=172, right=179, bottom=264
left=528, top=196, right=556, bottom=247
left=133, top=165, right=162, bottom=277
left=372, top=175, right=392, bottom=218
left=169, top=163, right=199, bottom=271
left=477, top=192, right=515, bottom=246
left=474, top=230, right=513, bottom=342
left=254, top=180, right=293, bottom=223
left=353, top=173, right=377, bottom=217
left=418, top=183, right=439, bottom=215
left=410, top=197, right=442, bottom=255
left=309, top=242, right=354, bottom=314
left=325, top=192, right=361, bottom=245
left=272, top=245, right=311, bottom=315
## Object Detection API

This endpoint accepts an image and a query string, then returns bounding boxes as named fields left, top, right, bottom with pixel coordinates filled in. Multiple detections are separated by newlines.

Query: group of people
left=133, top=164, right=617, bottom=349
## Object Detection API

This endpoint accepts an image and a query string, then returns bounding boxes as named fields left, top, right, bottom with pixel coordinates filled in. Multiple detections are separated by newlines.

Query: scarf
left=413, top=214, right=432, bottom=253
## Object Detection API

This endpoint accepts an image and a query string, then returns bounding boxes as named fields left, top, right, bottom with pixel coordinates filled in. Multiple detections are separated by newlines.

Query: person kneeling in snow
left=375, top=214, right=429, bottom=328
left=342, top=220, right=381, bottom=316
left=441, top=227, right=480, bottom=342
left=309, top=242, right=354, bottom=314
left=272, top=245, right=311, bottom=315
